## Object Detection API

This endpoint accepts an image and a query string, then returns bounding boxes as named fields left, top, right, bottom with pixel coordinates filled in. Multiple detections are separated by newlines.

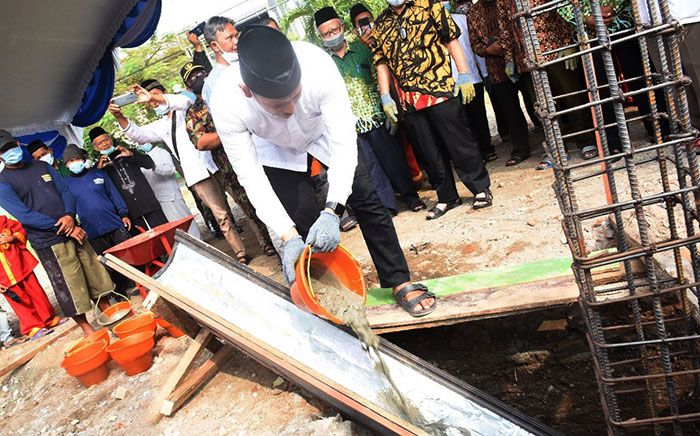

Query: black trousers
left=463, top=83, right=494, bottom=156
left=263, top=149, right=411, bottom=288
left=89, top=227, right=133, bottom=292
left=357, top=133, right=397, bottom=213
left=490, top=81, right=531, bottom=159
left=132, top=209, right=168, bottom=232
left=358, top=126, right=419, bottom=206
left=545, top=62, right=595, bottom=148
left=402, top=98, right=490, bottom=203
left=486, top=82, right=511, bottom=139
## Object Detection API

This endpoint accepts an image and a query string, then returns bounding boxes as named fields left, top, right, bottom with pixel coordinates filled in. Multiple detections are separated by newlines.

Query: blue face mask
left=139, top=143, right=154, bottom=153
left=67, top=160, right=86, bottom=174
left=154, top=103, right=169, bottom=117
left=99, top=146, right=115, bottom=156
left=1, top=146, right=24, bottom=165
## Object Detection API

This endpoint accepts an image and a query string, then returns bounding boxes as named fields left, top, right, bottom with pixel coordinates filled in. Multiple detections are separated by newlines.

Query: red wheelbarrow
left=104, top=216, right=194, bottom=298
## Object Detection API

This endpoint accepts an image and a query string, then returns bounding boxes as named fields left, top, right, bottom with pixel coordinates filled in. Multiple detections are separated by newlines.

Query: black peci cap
left=314, top=6, right=340, bottom=28
left=140, top=79, right=166, bottom=92
left=27, top=140, right=48, bottom=155
left=349, top=3, right=371, bottom=25
left=88, top=126, right=108, bottom=142
left=0, top=130, right=16, bottom=152
left=237, top=25, right=301, bottom=100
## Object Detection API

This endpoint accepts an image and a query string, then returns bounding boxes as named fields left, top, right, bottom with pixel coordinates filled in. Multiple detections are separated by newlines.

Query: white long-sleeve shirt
left=140, top=146, right=180, bottom=202
left=636, top=0, right=700, bottom=25
left=451, top=13, right=488, bottom=83
left=208, top=41, right=358, bottom=237
left=121, top=94, right=218, bottom=187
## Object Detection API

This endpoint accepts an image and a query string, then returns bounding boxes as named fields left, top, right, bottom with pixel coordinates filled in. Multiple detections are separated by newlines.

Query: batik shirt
left=468, top=0, right=510, bottom=84
left=559, top=0, right=635, bottom=36
left=185, top=97, right=238, bottom=185
left=369, top=0, right=461, bottom=112
left=331, top=40, right=384, bottom=134
left=499, top=0, right=574, bottom=73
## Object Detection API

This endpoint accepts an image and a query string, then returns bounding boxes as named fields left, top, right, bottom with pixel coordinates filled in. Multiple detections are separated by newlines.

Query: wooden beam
left=102, top=253, right=422, bottom=435
left=152, top=328, right=213, bottom=421
left=160, top=344, right=235, bottom=416
left=0, top=323, right=78, bottom=379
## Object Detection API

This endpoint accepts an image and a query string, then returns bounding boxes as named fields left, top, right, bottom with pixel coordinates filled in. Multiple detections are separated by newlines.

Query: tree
left=281, top=0, right=388, bottom=45
left=83, top=32, right=197, bottom=154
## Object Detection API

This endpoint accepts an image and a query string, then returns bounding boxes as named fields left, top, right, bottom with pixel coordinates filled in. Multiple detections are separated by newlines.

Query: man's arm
left=127, top=150, right=155, bottom=170
left=48, top=165, right=76, bottom=218
left=467, top=8, right=488, bottom=57
left=195, top=133, right=222, bottom=151
left=446, top=39, right=469, bottom=74
left=0, top=184, right=59, bottom=230
left=189, top=31, right=213, bottom=72
left=314, top=47, right=358, bottom=208
left=151, top=148, right=177, bottom=176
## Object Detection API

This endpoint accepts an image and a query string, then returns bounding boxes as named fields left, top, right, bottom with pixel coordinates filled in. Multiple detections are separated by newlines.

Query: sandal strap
left=403, top=291, right=436, bottom=311
left=394, top=283, right=429, bottom=301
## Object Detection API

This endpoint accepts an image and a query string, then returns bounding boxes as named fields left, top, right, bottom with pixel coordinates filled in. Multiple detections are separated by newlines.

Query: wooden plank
left=161, top=344, right=235, bottom=416
left=367, top=275, right=580, bottom=334
left=153, top=328, right=213, bottom=420
left=102, top=253, right=422, bottom=435
left=0, top=323, right=78, bottom=378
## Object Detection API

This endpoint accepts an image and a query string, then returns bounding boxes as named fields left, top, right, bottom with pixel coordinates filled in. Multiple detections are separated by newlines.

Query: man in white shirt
left=108, top=81, right=249, bottom=263
left=201, top=16, right=239, bottom=104
left=209, top=26, right=436, bottom=317
left=136, top=143, right=202, bottom=239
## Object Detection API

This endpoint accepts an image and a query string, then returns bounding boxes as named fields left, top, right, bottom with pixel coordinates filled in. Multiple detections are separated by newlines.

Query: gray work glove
left=380, top=94, right=399, bottom=135
left=306, top=210, right=341, bottom=253
left=281, top=235, right=306, bottom=285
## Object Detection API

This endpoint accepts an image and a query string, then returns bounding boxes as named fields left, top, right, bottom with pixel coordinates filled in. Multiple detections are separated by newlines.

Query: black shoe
left=473, top=189, right=493, bottom=210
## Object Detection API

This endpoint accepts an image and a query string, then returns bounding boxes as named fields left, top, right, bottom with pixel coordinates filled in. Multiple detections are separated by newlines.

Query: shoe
left=473, top=189, right=493, bottom=209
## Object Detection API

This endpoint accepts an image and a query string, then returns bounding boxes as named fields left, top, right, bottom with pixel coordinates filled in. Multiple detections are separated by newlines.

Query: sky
left=155, top=0, right=280, bottom=35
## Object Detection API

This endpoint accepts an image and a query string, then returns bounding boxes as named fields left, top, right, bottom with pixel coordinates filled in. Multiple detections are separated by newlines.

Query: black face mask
left=190, top=76, right=206, bottom=95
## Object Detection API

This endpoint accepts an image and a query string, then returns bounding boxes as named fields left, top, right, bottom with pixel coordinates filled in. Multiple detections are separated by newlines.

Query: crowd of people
left=1, top=0, right=699, bottom=344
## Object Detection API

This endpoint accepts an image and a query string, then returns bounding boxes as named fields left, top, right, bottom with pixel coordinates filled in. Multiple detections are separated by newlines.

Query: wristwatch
left=324, top=201, right=346, bottom=217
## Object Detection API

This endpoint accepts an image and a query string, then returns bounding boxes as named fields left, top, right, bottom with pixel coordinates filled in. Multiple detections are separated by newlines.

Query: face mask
left=323, top=33, right=346, bottom=50
left=39, top=153, right=54, bottom=166
left=386, top=0, right=406, bottom=6
left=442, top=1, right=452, bottom=12
left=1, top=146, right=23, bottom=165
left=154, top=103, right=169, bottom=116
left=220, top=50, right=238, bottom=65
left=99, top=145, right=115, bottom=155
left=190, top=77, right=206, bottom=95
left=67, top=160, right=86, bottom=174
left=139, top=143, right=154, bottom=153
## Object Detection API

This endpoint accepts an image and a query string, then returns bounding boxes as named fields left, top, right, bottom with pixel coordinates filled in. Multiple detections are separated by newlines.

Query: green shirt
left=558, top=0, right=635, bottom=35
left=330, top=40, right=384, bottom=134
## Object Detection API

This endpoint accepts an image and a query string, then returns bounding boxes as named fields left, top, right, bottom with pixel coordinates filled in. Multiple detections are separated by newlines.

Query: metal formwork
left=513, top=0, right=700, bottom=433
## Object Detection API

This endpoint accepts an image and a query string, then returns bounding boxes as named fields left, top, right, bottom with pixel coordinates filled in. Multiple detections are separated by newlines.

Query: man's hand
left=559, top=48, right=579, bottom=71
left=306, top=210, right=341, bottom=253
left=131, top=84, right=152, bottom=104
left=454, top=73, right=476, bottom=105
left=505, top=61, right=518, bottom=82
left=586, top=5, right=615, bottom=29
left=55, top=215, right=75, bottom=235
left=281, top=235, right=306, bottom=284
left=96, top=155, right=111, bottom=169
left=187, top=31, right=202, bottom=50
left=114, top=146, right=133, bottom=159
left=122, top=217, right=132, bottom=231
left=380, top=94, right=399, bottom=134
left=485, top=41, right=504, bottom=57
left=68, top=226, right=87, bottom=245
left=358, top=28, right=372, bottom=46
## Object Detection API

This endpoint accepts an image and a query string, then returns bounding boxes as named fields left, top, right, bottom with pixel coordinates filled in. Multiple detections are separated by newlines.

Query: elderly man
left=0, top=130, right=114, bottom=336
left=370, top=0, right=493, bottom=220
left=209, top=26, right=436, bottom=317
left=88, top=126, right=166, bottom=231
left=110, top=80, right=250, bottom=263
left=314, top=6, right=424, bottom=215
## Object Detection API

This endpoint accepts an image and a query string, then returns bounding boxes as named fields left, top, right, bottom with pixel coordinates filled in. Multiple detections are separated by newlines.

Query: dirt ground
left=0, top=105, right=662, bottom=435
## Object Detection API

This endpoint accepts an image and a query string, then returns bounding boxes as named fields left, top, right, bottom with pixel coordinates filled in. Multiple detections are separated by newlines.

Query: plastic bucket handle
left=95, top=291, right=131, bottom=326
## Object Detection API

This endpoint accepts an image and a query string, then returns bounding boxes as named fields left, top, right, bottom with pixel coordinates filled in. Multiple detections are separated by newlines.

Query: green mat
left=366, top=256, right=574, bottom=307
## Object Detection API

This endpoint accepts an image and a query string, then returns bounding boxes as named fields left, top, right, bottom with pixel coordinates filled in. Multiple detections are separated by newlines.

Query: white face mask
left=386, top=0, right=406, bottom=6
left=220, top=50, right=238, bottom=65
left=39, top=153, right=54, bottom=166
left=154, top=103, right=169, bottom=116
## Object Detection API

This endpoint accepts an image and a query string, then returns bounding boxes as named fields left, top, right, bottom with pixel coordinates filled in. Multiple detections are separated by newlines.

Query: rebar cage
left=512, top=0, right=700, bottom=433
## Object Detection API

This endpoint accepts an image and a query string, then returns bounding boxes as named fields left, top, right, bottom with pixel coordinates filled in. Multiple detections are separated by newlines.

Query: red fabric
left=4, top=272, right=55, bottom=335
left=401, top=134, right=422, bottom=179
left=0, top=216, right=39, bottom=288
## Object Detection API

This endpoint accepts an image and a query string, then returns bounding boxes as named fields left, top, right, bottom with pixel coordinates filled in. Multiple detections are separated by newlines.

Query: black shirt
left=100, top=150, right=162, bottom=220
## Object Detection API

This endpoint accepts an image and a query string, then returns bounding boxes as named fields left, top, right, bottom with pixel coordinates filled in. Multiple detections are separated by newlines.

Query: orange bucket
left=61, top=339, right=110, bottom=387
left=113, top=312, right=157, bottom=339
left=106, top=331, right=155, bottom=376
left=66, top=328, right=111, bottom=356
left=289, top=245, right=367, bottom=324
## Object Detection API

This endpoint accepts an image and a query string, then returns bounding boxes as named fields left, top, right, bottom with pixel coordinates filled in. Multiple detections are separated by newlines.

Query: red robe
left=0, top=216, right=39, bottom=288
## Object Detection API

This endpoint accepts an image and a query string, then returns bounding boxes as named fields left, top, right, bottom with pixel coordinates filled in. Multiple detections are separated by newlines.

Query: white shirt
left=202, top=63, right=226, bottom=105
left=140, top=146, right=181, bottom=202
left=451, top=14, right=488, bottom=83
left=637, top=0, right=700, bottom=25
left=122, top=94, right=218, bottom=187
left=209, top=41, right=358, bottom=237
